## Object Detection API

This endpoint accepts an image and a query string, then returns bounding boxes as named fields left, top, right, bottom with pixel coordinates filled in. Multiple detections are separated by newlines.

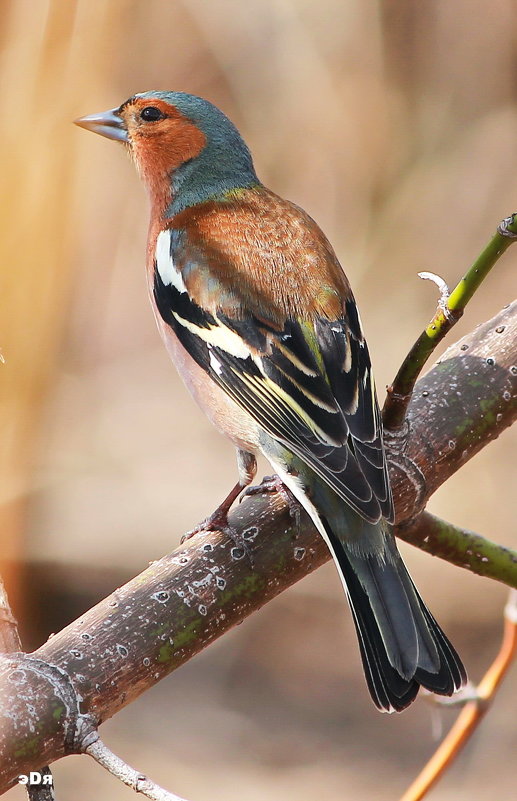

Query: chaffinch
left=75, top=92, right=466, bottom=712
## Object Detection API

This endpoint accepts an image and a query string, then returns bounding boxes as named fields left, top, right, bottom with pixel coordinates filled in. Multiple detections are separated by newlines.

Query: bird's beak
left=74, top=107, right=128, bottom=142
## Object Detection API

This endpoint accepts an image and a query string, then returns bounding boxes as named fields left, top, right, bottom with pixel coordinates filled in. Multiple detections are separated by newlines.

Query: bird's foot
left=181, top=508, right=226, bottom=543
left=242, top=474, right=302, bottom=534
left=181, top=507, right=254, bottom=566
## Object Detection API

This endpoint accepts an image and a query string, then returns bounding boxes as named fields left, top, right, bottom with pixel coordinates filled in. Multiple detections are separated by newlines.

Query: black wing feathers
left=153, top=258, right=393, bottom=524
left=316, top=315, right=393, bottom=521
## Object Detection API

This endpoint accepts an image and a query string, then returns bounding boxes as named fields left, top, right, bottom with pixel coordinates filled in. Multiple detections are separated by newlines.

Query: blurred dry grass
left=1, top=1, right=516, bottom=799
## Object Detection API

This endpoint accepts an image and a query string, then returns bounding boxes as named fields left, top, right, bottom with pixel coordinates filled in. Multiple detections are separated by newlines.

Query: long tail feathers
left=261, top=444, right=466, bottom=712
left=325, top=526, right=466, bottom=713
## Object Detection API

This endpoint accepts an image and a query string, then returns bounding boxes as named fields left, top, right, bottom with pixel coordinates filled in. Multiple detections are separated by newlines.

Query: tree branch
left=85, top=739, right=191, bottom=801
left=387, top=300, right=517, bottom=522
left=0, top=302, right=515, bottom=792
left=397, top=512, right=517, bottom=589
left=0, top=578, right=55, bottom=799
left=383, top=213, right=517, bottom=429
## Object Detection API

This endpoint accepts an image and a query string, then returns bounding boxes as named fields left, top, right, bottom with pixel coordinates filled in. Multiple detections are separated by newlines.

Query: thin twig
left=397, top=511, right=517, bottom=589
left=417, top=271, right=450, bottom=310
left=383, top=212, right=517, bottom=430
left=399, top=590, right=517, bottom=801
left=0, top=577, right=55, bottom=800
left=86, top=740, right=191, bottom=801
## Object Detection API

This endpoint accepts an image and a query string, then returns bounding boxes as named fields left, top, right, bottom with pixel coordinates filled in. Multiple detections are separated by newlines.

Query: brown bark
left=388, top=301, right=517, bottom=521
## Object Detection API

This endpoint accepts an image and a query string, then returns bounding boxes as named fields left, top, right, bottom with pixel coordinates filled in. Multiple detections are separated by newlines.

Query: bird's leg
left=242, top=474, right=302, bottom=533
left=181, top=451, right=257, bottom=556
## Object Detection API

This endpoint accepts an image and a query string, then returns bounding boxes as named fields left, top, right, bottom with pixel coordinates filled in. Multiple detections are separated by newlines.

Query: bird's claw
left=181, top=511, right=254, bottom=567
left=241, top=474, right=278, bottom=498
left=242, top=474, right=302, bottom=534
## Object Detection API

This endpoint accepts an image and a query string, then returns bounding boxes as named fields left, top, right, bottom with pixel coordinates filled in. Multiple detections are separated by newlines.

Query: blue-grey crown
left=135, top=91, right=260, bottom=214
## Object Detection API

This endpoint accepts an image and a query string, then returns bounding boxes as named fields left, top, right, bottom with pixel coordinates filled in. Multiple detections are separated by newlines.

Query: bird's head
left=75, top=91, right=258, bottom=216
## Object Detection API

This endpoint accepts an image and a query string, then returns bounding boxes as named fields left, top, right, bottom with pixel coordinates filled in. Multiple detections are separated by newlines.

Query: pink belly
left=156, top=317, right=261, bottom=453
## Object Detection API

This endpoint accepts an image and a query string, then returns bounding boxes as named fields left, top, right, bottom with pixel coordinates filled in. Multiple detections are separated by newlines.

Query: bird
left=75, top=92, right=466, bottom=712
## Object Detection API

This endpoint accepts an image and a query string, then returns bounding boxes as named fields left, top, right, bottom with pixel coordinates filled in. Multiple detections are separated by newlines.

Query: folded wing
left=153, top=227, right=393, bottom=524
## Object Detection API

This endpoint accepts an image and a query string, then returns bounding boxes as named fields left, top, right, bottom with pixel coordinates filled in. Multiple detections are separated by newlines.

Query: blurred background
left=1, top=0, right=516, bottom=798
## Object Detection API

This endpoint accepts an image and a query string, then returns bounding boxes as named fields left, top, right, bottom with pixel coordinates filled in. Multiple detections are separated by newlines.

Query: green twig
left=397, top=511, right=517, bottom=589
left=383, top=213, right=517, bottom=430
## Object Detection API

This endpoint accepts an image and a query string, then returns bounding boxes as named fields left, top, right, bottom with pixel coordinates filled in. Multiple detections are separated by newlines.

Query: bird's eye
left=140, top=106, right=163, bottom=122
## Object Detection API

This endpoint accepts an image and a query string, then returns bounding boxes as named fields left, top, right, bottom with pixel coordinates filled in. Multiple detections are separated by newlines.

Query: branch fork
left=417, top=271, right=457, bottom=324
